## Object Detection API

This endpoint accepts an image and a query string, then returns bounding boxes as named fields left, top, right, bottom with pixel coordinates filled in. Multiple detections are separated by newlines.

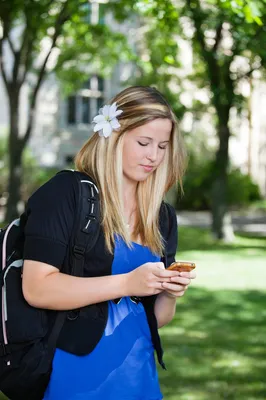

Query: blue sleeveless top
left=43, top=237, right=163, bottom=400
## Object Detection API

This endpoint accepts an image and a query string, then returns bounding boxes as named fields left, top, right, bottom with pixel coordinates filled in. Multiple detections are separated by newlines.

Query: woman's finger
left=153, top=281, right=168, bottom=290
left=169, top=277, right=191, bottom=285
left=153, top=269, right=180, bottom=279
left=180, top=271, right=196, bottom=279
left=162, top=282, right=187, bottom=292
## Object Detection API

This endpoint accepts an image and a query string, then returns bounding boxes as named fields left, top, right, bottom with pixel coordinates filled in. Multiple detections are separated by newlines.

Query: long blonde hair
left=75, top=86, right=187, bottom=255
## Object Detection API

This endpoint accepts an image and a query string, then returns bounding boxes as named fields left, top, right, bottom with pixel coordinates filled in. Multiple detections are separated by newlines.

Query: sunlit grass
left=159, top=288, right=266, bottom=400
left=177, top=227, right=266, bottom=290
left=158, top=227, right=266, bottom=399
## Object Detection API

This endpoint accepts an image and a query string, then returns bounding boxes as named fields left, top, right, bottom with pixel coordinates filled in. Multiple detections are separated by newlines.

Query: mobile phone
left=167, top=261, right=196, bottom=272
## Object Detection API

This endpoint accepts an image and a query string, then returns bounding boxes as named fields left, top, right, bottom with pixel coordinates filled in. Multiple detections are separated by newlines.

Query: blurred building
left=0, top=1, right=137, bottom=167
left=231, top=79, right=266, bottom=196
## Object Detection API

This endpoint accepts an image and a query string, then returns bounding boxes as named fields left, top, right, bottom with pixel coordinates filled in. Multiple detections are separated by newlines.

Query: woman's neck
left=123, top=177, right=137, bottom=208
left=122, top=178, right=142, bottom=242
left=123, top=178, right=138, bottom=228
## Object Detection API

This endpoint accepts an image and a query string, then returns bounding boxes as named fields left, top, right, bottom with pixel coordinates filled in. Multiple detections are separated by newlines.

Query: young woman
left=22, top=86, right=196, bottom=400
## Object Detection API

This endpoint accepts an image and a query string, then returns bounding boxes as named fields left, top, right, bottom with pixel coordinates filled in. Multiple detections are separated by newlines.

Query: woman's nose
left=147, top=146, right=158, bottom=162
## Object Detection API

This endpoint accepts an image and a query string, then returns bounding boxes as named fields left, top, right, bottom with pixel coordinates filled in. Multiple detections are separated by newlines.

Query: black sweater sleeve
left=164, top=202, right=178, bottom=268
left=23, top=172, right=78, bottom=269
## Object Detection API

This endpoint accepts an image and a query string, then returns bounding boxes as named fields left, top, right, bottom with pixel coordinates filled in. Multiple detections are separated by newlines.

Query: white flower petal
left=94, top=102, right=123, bottom=138
left=114, top=109, right=123, bottom=117
left=93, top=115, right=105, bottom=123
left=102, top=105, right=110, bottom=117
left=109, top=103, right=118, bottom=118
left=102, top=123, right=112, bottom=137
left=110, top=118, right=120, bottom=130
left=94, top=122, right=107, bottom=132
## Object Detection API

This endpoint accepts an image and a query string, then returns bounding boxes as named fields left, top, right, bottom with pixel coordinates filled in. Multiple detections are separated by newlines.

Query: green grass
left=176, top=227, right=266, bottom=290
left=158, top=227, right=266, bottom=399
left=1, top=227, right=266, bottom=400
left=248, top=199, right=266, bottom=211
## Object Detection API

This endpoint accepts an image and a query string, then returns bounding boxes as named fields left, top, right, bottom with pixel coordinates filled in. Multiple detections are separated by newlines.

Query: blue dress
left=43, top=237, right=163, bottom=400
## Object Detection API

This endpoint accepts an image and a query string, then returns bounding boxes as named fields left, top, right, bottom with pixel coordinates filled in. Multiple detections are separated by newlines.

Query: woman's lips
left=141, top=165, right=154, bottom=172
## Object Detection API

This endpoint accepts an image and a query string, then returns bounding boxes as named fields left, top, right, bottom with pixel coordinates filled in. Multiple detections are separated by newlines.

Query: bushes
left=227, top=168, right=262, bottom=206
left=176, top=157, right=262, bottom=210
left=0, top=136, right=59, bottom=209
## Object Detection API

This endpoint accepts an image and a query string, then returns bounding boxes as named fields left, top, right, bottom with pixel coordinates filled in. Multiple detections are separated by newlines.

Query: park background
left=0, top=0, right=266, bottom=399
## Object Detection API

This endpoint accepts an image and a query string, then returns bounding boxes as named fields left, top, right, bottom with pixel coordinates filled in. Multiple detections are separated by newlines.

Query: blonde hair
left=75, top=86, right=187, bottom=255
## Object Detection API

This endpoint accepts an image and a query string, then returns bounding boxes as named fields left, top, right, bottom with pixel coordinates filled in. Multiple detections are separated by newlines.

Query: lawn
left=1, top=227, right=266, bottom=400
left=158, top=227, right=266, bottom=400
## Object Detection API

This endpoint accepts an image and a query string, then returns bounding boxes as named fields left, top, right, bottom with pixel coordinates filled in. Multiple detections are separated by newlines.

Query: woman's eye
left=159, top=146, right=167, bottom=150
left=138, top=142, right=148, bottom=147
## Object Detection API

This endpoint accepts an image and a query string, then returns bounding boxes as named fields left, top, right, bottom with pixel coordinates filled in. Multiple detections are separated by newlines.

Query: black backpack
left=0, top=170, right=100, bottom=400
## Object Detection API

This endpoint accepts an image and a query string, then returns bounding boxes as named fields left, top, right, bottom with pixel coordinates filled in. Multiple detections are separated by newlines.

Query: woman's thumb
left=155, top=262, right=165, bottom=270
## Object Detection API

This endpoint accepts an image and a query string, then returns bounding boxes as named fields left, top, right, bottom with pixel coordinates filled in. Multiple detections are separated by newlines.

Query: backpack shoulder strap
left=53, top=170, right=101, bottom=323
left=56, top=169, right=100, bottom=277
left=160, top=201, right=170, bottom=268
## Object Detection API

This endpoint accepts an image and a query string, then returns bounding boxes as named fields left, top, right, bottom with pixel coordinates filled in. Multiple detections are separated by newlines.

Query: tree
left=114, top=0, right=266, bottom=240
left=180, top=0, right=266, bottom=239
left=0, top=0, right=130, bottom=221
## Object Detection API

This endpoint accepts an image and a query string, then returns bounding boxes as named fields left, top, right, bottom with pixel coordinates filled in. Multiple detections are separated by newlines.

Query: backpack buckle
left=67, top=310, right=80, bottom=321
left=73, top=245, right=85, bottom=257
left=82, top=216, right=96, bottom=233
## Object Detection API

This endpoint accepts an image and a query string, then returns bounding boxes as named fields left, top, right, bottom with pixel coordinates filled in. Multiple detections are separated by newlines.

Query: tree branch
left=185, top=0, right=207, bottom=54
left=13, top=0, right=61, bottom=87
left=213, top=22, right=223, bottom=53
left=17, top=28, right=35, bottom=87
left=0, top=38, right=10, bottom=91
left=22, top=2, right=71, bottom=146
left=7, top=35, right=17, bottom=56
left=185, top=0, right=220, bottom=89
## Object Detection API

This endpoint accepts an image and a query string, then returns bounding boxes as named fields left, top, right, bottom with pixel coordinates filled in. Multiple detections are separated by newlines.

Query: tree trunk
left=247, top=77, right=253, bottom=176
left=4, top=89, right=24, bottom=222
left=211, top=121, right=234, bottom=241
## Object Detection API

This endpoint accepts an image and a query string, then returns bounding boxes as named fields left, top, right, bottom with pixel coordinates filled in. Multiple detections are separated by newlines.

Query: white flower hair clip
left=92, top=102, right=123, bottom=138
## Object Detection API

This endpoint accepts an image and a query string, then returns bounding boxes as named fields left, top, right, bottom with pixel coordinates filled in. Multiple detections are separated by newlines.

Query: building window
left=88, top=2, right=105, bottom=25
left=67, top=96, right=76, bottom=124
left=97, top=77, right=104, bottom=91
left=80, top=2, right=105, bottom=25
left=82, top=97, right=91, bottom=123
left=97, top=97, right=104, bottom=111
left=66, top=76, right=104, bottom=126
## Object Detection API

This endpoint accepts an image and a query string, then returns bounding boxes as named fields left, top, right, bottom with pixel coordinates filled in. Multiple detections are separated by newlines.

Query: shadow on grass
left=159, top=287, right=266, bottom=400
left=1, top=287, right=265, bottom=400
left=178, top=227, right=266, bottom=253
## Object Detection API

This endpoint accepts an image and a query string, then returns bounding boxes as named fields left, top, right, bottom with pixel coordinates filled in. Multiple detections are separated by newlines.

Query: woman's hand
left=155, top=270, right=196, bottom=327
left=125, top=262, right=180, bottom=297
left=161, top=270, right=197, bottom=299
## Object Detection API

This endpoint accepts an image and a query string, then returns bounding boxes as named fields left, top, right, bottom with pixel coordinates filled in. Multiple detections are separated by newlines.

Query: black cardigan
left=24, top=172, right=178, bottom=368
left=57, top=202, right=177, bottom=369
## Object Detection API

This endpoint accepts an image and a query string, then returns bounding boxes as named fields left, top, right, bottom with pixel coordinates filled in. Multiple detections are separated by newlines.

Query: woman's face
left=122, top=118, right=172, bottom=185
